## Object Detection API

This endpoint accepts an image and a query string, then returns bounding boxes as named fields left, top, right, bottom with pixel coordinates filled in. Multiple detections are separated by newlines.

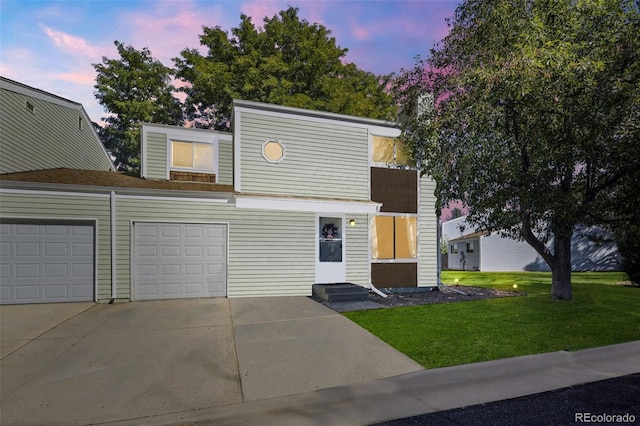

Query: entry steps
left=312, top=283, right=369, bottom=303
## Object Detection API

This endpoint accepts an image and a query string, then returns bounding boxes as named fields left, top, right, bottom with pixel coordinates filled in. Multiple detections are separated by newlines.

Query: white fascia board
left=233, top=104, right=401, bottom=137
left=141, top=123, right=232, bottom=141
left=235, top=195, right=381, bottom=214
left=233, top=111, right=242, bottom=192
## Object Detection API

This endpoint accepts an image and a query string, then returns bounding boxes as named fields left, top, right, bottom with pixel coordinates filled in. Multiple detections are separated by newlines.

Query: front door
left=315, top=216, right=346, bottom=283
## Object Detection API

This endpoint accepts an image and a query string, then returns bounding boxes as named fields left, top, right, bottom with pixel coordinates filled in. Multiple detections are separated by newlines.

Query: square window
left=171, top=141, right=214, bottom=171
left=371, top=215, right=417, bottom=260
left=172, top=141, right=193, bottom=168
left=372, top=136, right=395, bottom=163
left=194, top=143, right=213, bottom=169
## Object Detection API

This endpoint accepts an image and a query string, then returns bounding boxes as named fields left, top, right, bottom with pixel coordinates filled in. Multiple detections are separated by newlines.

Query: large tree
left=93, top=41, right=183, bottom=173
left=174, top=7, right=396, bottom=129
left=396, top=0, right=640, bottom=299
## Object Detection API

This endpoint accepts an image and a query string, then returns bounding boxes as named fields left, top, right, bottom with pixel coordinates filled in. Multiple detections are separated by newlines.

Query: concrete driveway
left=0, top=297, right=422, bottom=425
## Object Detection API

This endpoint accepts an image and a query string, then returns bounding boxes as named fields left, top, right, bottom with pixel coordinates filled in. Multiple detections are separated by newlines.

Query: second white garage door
left=133, top=222, right=227, bottom=300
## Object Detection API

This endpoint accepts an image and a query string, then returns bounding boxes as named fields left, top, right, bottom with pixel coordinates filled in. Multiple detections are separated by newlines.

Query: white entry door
left=315, top=216, right=346, bottom=283
left=133, top=222, right=227, bottom=300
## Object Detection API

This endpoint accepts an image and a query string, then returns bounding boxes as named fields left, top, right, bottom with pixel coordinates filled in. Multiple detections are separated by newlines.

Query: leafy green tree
left=93, top=41, right=183, bottom=173
left=174, top=7, right=395, bottom=129
left=396, top=0, right=640, bottom=299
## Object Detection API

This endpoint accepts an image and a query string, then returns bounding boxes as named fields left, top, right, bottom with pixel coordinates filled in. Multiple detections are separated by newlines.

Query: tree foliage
left=174, top=7, right=396, bottom=129
left=93, top=41, right=183, bottom=173
left=395, top=0, right=640, bottom=299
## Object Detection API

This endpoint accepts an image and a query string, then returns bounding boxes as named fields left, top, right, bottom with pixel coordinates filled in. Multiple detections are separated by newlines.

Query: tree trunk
left=550, top=231, right=573, bottom=300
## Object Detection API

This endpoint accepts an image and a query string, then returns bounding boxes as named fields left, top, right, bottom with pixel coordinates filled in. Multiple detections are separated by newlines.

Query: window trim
left=370, top=134, right=413, bottom=168
left=261, top=139, right=286, bottom=163
left=371, top=213, right=418, bottom=263
left=169, top=139, right=218, bottom=177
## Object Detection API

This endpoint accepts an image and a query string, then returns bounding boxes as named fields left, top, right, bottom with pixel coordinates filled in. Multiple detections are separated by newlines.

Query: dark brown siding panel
left=371, top=167, right=418, bottom=213
left=371, top=263, right=417, bottom=288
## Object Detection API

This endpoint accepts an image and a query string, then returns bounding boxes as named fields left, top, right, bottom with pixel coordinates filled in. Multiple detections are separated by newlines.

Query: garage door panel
left=0, top=223, right=95, bottom=304
left=134, top=223, right=227, bottom=300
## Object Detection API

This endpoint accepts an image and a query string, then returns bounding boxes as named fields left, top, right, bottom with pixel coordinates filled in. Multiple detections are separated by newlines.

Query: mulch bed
left=369, top=285, right=526, bottom=307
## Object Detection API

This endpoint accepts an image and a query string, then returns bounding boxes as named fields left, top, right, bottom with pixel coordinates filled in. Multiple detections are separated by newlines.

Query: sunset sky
left=1, top=0, right=459, bottom=123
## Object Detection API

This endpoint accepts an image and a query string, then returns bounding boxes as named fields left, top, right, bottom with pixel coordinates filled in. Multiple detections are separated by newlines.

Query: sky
left=0, top=0, right=459, bottom=124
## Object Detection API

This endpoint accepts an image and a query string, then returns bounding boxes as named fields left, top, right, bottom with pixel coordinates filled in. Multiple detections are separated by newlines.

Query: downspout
left=110, top=191, right=116, bottom=303
left=369, top=282, right=388, bottom=298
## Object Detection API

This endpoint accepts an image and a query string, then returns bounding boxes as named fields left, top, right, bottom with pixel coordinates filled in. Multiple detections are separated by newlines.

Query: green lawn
left=344, top=271, right=640, bottom=369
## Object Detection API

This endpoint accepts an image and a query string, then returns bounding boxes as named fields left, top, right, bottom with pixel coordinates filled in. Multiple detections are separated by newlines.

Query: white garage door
left=133, top=222, right=227, bottom=300
left=0, top=222, right=95, bottom=304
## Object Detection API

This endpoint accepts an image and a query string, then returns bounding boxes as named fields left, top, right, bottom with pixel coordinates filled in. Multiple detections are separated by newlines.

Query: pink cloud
left=240, top=1, right=291, bottom=27
left=42, top=26, right=100, bottom=58
left=122, top=0, right=229, bottom=65
left=352, top=26, right=371, bottom=41
left=56, top=72, right=96, bottom=85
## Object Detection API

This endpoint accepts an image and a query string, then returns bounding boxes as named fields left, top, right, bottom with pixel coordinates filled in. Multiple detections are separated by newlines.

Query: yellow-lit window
left=171, top=141, right=214, bottom=171
left=395, top=216, right=417, bottom=258
left=172, top=141, right=193, bottom=168
left=371, top=215, right=417, bottom=259
left=372, top=135, right=412, bottom=166
left=372, top=136, right=395, bottom=163
left=372, top=216, right=394, bottom=259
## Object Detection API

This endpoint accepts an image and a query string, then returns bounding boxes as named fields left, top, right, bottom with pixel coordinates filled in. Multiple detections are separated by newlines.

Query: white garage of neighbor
left=132, top=222, right=227, bottom=300
left=0, top=222, right=95, bottom=304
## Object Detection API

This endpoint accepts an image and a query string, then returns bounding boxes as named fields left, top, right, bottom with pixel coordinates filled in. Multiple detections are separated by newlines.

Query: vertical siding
left=0, top=88, right=113, bottom=174
left=218, top=138, right=233, bottom=185
left=0, top=192, right=112, bottom=301
left=115, top=198, right=316, bottom=298
left=419, top=175, right=438, bottom=287
left=345, top=213, right=369, bottom=286
left=144, top=132, right=167, bottom=179
left=239, top=111, right=369, bottom=200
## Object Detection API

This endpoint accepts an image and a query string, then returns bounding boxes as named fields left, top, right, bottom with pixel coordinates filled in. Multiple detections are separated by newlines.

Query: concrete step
left=322, top=292, right=370, bottom=302
left=312, top=283, right=369, bottom=302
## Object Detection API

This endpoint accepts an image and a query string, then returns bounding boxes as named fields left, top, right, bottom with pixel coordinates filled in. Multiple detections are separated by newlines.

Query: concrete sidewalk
left=106, top=340, right=640, bottom=425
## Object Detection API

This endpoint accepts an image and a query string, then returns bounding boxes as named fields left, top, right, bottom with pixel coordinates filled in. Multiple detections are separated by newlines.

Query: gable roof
left=449, top=230, right=489, bottom=242
left=0, top=76, right=115, bottom=174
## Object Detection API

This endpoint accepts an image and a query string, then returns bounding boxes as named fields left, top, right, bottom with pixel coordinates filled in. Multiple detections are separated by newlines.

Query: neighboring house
left=0, top=79, right=438, bottom=304
left=442, top=215, right=620, bottom=272
left=0, top=77, right=114, bottom=174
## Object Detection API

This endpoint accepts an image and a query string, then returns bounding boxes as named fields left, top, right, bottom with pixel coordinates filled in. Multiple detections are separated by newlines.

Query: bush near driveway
left=344, top=272, right=640, bottom=369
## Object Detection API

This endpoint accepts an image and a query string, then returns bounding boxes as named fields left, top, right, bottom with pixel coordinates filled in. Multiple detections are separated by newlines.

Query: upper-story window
left=372, top=135, right=411, bottom=166
left=171, top=140, right=214, bottom=171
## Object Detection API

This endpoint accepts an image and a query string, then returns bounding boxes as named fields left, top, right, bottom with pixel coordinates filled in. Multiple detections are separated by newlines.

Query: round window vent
left=262, top=140, right=285, bottom=163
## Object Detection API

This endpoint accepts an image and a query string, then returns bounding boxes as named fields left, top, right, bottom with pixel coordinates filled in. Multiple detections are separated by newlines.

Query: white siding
left=116, top=197, right=316, bottom=298
left=143, top=132, right=167, bottom=179
left=345, top=213, right=369, bottom=286
left=418, top=175, right=438, bottom=287
left=218, top=138, right=233, bottom=185
left=480, top=235, right=542, bottom=271
left=238, top=111, right=370, bottom=200
left=0, top=83, right=114, bottom=174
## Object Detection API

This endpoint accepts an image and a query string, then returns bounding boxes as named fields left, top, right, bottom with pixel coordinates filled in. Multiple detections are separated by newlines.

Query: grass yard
left=344, top=271, right=640, bottom=369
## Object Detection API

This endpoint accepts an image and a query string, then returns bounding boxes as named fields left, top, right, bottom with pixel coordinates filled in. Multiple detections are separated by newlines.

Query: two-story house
left=0, top=77, right=438, bottom=304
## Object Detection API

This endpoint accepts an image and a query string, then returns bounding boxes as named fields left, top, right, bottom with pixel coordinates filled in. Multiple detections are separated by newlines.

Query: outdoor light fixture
left=349, top=219, right=356, bottom=227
